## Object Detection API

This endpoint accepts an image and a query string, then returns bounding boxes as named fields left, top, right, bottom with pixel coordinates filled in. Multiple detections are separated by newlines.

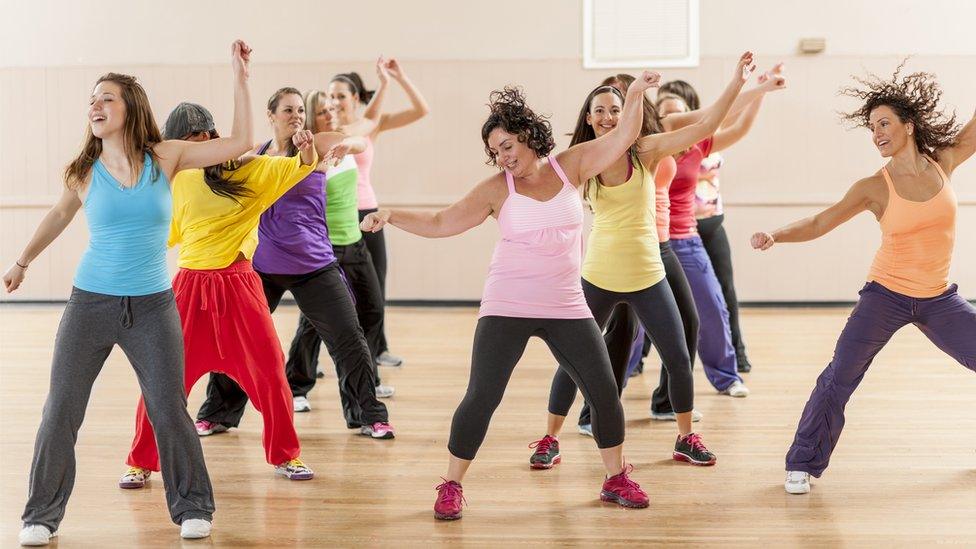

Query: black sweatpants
left=359, top=208, right=390, bottom=355
left=697, top=214, right=749, bottom=365
left=448, top=316, right=625, bottom=460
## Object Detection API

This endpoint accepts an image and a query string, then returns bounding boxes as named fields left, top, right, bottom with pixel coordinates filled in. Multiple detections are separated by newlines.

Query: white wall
left=2, top=0, right=974, bottom=302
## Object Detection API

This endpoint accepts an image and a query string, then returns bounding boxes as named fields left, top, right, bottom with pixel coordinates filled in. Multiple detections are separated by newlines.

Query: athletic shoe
left=377, top=351, right=404, bottom=367
left=360, top=421, right=396, bottom=439
left=600, top=465, right=649, bottom=509
left=274, top=458, right=314, bottom=480
left=18, top=525, right=56, bottom=546
left=578, top=424, right=593, bottom=437
left=315, top=364, right=325, bottom=378
left=528, top=435, right=561, bottom=469
left=721, top=380, right=750, bottom=398
left=118, top=466, right=152, bottom=489
left=650, top=409, right=703, bottom=422
left=785, top=471, right=811, bottom=494
left=293, top=395, right=311, bottom=412
left=737, top=355, right=752, bottom=373
left=194, top=419, right=229, bottom=436
left=180, top=518, right=212, bottom=539
left=672, top=433, right=717, bottom=466
left=433, top=479, right=465, bottom=520
left=376, top=385, right=395, bottom=398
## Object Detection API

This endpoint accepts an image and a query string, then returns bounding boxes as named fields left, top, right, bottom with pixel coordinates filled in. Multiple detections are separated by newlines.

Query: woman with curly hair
left=750, top=63, right=976, bottom=494
left=360, top=74, right=660, bottom=519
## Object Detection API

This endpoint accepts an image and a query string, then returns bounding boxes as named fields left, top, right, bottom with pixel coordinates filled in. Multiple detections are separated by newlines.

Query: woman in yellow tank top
left=751, top=64, right=976, bottom=495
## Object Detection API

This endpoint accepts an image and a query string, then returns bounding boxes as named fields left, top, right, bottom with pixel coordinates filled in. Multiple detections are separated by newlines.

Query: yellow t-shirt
left=170, top=153, right=317, bottom=270
left=581, top=157, right=665, bottom=292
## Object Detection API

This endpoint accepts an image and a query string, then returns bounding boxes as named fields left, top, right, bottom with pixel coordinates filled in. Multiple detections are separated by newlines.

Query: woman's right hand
left=231, top=39, right=252, bottom=81
left=375, top=56, right=390, bottom=86
left=629, top=70, right=662, bottom=94
left=758, top=62, right=787, bottom=92
left=751, top=231, right=775, bottom=250
left=735, top=51, right=756, bottom=82
left=360, top=210, right=391, bottom=233
left=3, top=263, right=26, bottom=293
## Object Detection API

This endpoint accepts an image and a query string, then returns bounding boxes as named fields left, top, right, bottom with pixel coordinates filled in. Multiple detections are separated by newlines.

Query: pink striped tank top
left=479, top=156, right=592, bottom=319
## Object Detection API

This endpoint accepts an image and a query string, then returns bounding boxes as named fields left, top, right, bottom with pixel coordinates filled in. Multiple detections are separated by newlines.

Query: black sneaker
left=672, top=433, right=716, bottom=466
left=528, top=435, right=561, bottom=469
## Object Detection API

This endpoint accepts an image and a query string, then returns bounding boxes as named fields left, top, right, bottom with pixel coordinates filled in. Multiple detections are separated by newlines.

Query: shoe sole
left=118, top=481, right=147, bottom=489
left=672, top=452, right=716, bottom=466
left=19, top=532, right=57, bottom=546
left=361, top=430, right=395, bottom=440
left=434, top=511, right=462, bottom=520
left=529, top=455, right=561, bottom=469
left=600, top=491, right=649, bottom=509
left=294, top=407, right=311, bottom=413
left=785, top=484, right=810, bottom=494
left=275, top=471, right=315, bottom=481
left=196, top=427, right=229, bottom=437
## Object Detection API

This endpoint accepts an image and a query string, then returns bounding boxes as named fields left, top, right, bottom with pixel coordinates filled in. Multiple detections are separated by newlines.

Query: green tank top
left=325, top=155, right=362, bottom=246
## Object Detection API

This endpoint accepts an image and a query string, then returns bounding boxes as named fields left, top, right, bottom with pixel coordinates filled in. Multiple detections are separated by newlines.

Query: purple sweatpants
left=786, top=281, right=976, bottom=477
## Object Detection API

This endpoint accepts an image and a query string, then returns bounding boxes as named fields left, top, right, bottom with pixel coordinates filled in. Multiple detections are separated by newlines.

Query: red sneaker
left=600, top=465, right=649, bottom=508
left=434, top=479, right=465, bottom=520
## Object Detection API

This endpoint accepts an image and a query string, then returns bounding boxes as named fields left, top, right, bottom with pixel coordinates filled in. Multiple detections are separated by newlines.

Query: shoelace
left=609, top=464, right=644, bottom=497
left=124, top=467, right=147, bottom=477
left=683, top=433, right=708, bottom=453
left=435, top=479, right=466, bottom=507
left=286, top=458, right=307, bottom=470
left=528, top=436, right=556, bottom=455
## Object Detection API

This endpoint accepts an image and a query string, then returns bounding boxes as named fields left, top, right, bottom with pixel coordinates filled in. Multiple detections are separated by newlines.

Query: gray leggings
left=21, top=288, right=214, bottom=531
left=448, top=316, right=625, bottom=460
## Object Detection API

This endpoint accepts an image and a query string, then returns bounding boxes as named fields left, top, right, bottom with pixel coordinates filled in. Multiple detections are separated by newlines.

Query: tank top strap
left=924, top=154, right=950, bottom=184
left=503, top=169, right=516, bottom=194
left=547, top=156, right=573, bottom=188
left=257, top=140, right=273, bottom=156
left=879, top=165, right=897, bottom=193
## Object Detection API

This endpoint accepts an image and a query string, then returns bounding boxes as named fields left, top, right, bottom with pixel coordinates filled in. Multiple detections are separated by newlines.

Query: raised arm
left=363, top=57, right=390, bottom=122
left=939, top=108, right=976, bottom=174
left=372, top=58, right=430, bottom=135
left=751, top=176, right=882, bottom=250
left=663, top=62, right=785, bottom=132
left=156, top=40, right=255, bottom=177
left=360, top=174, right=502, bottom=238
left=637, top=52, right=753, bottom=164
left=559, top=71, right=660, bottom=184
left=3, top=187, right=83, bottom=292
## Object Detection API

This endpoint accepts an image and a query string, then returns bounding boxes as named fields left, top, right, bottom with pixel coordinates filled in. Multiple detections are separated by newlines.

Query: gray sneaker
left=577, top=424, right=593, bottom=437
left=650, top=410, right=703, bottom=422
left=376, top=351, right=404, bottom=367
left=376, top=384, right=395, bottom=398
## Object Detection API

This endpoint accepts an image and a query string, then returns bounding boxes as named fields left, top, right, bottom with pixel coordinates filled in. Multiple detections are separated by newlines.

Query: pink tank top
left=669, top=137, right=713, bottom=239
left=479, top=156, right=591, bottom=319
left=354, top=136, right=378, bottom=210
left=654, top=155, right=677, bottom=243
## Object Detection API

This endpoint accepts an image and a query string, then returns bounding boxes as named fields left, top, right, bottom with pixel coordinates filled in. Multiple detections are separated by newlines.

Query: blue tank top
left=73, top=154, right=172, bottom=296
left=252, top=141, right=336, bottom=275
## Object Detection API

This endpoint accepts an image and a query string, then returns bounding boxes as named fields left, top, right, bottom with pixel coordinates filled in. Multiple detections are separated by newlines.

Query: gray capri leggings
left=448, top=315, right=625, bottom=460
left=21, top=287, right=214, bottom=531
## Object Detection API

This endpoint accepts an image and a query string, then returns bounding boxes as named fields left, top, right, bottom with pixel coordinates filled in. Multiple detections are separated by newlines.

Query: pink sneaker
left=360, top=422, right=395, bottom=439
left=194, top=420, right=228, bottom=437
left=434, top=479, right=465, bottom=520
left=600, top=465, right=649, bottom=508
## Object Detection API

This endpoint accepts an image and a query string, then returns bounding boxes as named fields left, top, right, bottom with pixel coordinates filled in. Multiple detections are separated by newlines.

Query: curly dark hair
left=481, top=86, right=555, bottom=167
left=840, top=61, right=960, bottom=158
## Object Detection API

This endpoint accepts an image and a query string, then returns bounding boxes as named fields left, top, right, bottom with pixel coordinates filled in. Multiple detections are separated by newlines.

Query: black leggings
left=549, top=277, right=695, bottom=426
left=605, top=241, right=700, bottom=415
left=197, top=263, right=388, bottom=428
left=697, top=214, right=749, bottom=363
left=449, top=316, right=624, bottom=460
left=359, top=208, right=390, bottom=354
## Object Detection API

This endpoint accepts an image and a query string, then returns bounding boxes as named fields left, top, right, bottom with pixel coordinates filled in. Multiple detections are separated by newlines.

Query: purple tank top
left=252, top=141, right=336, bottom=274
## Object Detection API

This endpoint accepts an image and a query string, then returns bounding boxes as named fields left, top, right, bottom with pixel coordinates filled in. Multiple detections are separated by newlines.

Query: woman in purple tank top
left=361, top=73, right=660, bottom=519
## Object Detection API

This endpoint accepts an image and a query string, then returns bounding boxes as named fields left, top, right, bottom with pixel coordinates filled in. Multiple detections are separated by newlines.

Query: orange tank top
left=867, top=156, right=956, bottom=298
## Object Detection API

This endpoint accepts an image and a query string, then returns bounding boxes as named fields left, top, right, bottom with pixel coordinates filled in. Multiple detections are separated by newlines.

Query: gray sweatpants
left=21, top=287, right=215, bottom=531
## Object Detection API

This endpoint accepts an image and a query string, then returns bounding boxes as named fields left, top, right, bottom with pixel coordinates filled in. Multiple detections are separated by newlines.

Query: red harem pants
left=126, top=260, right=301, bottom=471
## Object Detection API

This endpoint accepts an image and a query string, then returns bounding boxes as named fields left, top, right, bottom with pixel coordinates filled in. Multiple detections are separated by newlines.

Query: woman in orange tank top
left=750, top=64, right=976, bottom=495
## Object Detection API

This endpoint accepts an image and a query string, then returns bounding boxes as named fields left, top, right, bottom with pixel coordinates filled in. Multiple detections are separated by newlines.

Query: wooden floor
left=1, top=304, right=974, bottom=547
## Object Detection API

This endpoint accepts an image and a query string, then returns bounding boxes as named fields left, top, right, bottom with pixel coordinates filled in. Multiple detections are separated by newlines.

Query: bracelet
left=15, top=260, right=28, bottom=269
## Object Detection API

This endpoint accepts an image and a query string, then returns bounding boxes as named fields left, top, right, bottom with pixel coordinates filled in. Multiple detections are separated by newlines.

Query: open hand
left=736, top=51, right=756, bottom=82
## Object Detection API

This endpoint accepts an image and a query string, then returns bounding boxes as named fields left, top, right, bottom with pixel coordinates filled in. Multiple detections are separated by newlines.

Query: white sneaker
left=376, top=385, right=395, bottom=398
left=293, top=396, right=311, bottom=412
left=376, top=351, right=404, bottom=367
left=784, top=471, right=811, bottom=494
left=577, top=424, right=593, bottom=437
left=650, top=410, right=703, bottom=422
left=180, top=518, right=212, bottom=539
left=19, top=525, right=55, bottom=546
left=721, top=380, right=750, bottom=398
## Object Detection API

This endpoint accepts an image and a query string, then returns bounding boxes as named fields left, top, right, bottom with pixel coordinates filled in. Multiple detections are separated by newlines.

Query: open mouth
left=877, top=140, right=890, bottom=148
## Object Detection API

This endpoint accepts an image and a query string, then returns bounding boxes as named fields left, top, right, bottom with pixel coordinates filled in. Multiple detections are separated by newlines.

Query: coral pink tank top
left=479, top=156, right=591, bottom=319
left=354, top=136, right=378, bottom=210
left=654, top=155, right=677, bottom=243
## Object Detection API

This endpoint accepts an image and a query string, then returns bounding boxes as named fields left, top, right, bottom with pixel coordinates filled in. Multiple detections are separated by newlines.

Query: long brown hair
left=64, top=73, right=161, bottom=189
left=267, top=87, right=302, bottom=157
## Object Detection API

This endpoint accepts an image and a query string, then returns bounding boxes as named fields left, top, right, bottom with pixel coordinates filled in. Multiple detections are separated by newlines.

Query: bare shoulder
left=470, top=171, right=509, bottom=214
left=852, top=173, right=888, bottom=218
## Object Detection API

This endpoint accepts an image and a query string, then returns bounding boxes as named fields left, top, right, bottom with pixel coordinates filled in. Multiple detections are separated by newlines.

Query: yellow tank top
left=582, top=156, right=665, bottom=292
left=867, top=155, right=956, bottom=298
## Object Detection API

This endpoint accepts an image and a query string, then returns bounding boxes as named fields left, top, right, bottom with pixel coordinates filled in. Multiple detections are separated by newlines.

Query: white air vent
left=583, top=0, right=699, bottom=68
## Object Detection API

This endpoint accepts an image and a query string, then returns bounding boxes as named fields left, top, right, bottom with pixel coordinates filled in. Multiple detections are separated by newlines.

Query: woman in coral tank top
left=751, top=65, right=976, bottom=495
left=361, top=73, right=660, bottom=519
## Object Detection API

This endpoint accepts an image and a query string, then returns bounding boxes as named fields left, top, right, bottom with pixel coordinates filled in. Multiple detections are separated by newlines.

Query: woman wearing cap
left=6, top=40, right=255, bottom=546
left=119, top=96, right=360, bottom=490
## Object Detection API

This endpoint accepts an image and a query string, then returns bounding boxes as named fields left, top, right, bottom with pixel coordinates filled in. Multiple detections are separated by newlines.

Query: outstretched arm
left=314, top=131, right=366, bottom=166
left=3, top=187, right=83, bottom=292
left=751, top=176, right=880, bottom=250
left=939, top=108, right=976, bottom=174
left=360, top=174, right=501, bottom=238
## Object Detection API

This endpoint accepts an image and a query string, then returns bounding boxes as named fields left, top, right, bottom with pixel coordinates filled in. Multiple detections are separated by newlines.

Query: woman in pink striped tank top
left=361, top=74, right=661, bottom=519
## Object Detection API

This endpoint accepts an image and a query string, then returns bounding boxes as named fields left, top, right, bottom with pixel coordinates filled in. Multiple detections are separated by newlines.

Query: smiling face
left=486, top=128, right=536, bottom=175
left=88, top=80, right=127, bottom=139
left=328, top=80, right=359, bottom=123
left=868, top=104, right=913, bottom=158
left=586, top=91, right=623, bottom=138
left=268, top=93, right=305, bottom=139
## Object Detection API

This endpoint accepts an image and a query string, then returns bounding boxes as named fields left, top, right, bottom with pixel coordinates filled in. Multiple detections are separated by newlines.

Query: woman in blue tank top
left=3, top=40, right=257, bottom=546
